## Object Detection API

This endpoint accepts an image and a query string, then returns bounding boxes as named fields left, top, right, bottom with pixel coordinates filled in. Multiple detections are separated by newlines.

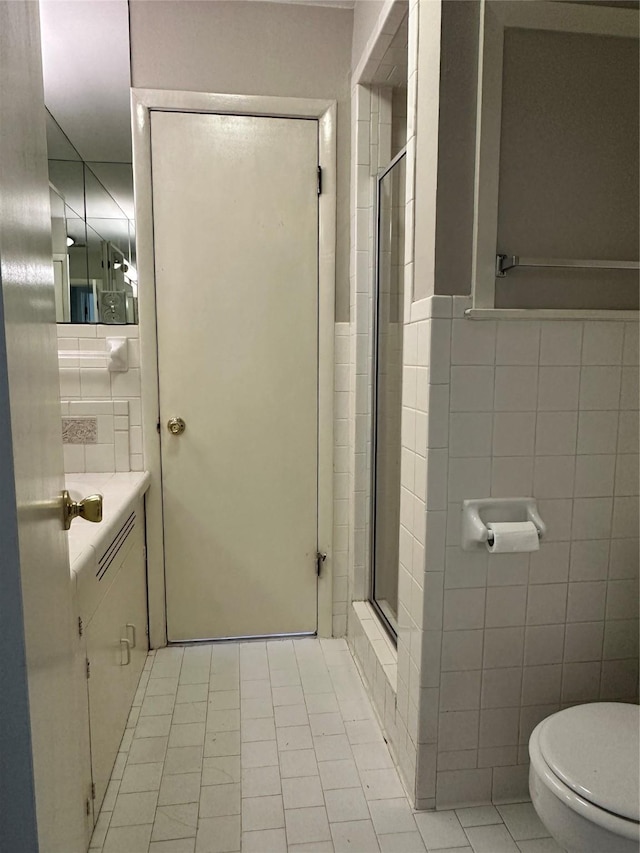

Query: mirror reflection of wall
left=39, top=0, right=136, bottom=324
left=50, top=184, right=72, bottom=322
left=46, top=114, right=137, bottom=324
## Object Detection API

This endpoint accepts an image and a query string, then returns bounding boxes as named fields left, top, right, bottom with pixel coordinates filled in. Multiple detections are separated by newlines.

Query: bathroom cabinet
left=83, top=499, right=148, bottom=815
left=68, top=477, right=150, bottom=845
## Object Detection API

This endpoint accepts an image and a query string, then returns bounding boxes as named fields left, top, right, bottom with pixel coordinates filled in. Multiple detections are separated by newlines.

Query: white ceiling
left=39, top=0, right=132, bottom=164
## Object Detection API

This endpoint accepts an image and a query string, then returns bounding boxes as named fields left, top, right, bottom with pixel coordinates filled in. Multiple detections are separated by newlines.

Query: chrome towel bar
left=496, top=254, right=640, bottom=277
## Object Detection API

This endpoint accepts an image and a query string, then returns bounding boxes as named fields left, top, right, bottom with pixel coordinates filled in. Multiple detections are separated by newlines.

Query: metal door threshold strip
left=168, top=631, right=317, bottom=645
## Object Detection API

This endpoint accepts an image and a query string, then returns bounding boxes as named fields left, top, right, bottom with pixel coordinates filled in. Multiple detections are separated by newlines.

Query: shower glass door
left=370, top=150, right=406, bottom=640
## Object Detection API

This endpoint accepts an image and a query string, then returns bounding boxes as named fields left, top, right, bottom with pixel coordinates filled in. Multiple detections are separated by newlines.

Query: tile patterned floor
left=89, top=638, right=564, bottom=853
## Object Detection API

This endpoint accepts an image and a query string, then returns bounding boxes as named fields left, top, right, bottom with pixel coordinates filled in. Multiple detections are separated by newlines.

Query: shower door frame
left=132, top=88, right=337, bottom=648
left=369, top=145, right=407, bottom=643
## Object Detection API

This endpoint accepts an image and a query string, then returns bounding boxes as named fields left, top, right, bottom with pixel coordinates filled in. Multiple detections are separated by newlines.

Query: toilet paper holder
left=461, top=498, right=546, bottom=551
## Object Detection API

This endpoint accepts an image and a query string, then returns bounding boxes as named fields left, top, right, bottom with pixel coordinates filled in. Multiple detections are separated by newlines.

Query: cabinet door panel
left=85, top=576, right=133, bottom=813
left=85, top=507, right=148, bottom=814
left=120, top=516, right=149, bottom=702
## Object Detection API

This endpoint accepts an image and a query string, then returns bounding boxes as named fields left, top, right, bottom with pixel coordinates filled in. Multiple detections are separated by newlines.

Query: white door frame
left=132, top=89, right=337, bottom=647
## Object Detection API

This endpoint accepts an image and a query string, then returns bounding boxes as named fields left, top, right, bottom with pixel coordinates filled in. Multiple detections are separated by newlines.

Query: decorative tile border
left=62, top=417, right=97, bottom=445
left=61, top=399, right=131, bottom=474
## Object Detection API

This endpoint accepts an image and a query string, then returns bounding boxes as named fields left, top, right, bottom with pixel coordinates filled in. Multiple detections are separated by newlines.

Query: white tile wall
left=417, top=297, right=639, bottom=808
left=334, top=322, right=351, bottom=638
left=57, top=325, right=143, bottom=473
left=346, top=283, right=637, bottom=812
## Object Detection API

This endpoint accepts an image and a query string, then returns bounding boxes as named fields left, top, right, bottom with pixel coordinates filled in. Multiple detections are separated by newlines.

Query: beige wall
left=412, top=0, right=442, bottom=301
left=423, top=0, right=639, bottom=308
left=496, top=28, right=639, bottom=310
left=129, top=0, right=353, bottom=320
left=432, top=0, right=480, bottom=299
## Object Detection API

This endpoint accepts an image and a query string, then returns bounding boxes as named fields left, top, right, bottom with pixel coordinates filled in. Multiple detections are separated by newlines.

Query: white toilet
left=529, top=702, right=640, bottom=853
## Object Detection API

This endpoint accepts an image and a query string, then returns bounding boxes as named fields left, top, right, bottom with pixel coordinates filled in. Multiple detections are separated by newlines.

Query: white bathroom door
left=152, top=111, right=319, bottom=641
left=0, top=3, right=87, bottom=851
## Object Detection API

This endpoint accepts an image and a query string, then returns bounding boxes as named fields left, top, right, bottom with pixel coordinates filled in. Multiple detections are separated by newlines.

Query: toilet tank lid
left=539, top=702, right=640, bottom=823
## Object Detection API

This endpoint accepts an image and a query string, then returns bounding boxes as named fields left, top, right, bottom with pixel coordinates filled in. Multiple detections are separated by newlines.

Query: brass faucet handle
left=62, top=490, right=104, bottom=529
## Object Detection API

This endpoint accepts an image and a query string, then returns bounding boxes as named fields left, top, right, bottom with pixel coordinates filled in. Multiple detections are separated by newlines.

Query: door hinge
left=316, top=551, right=327, bottom=576
left=317, top=166, right=322, bottom=196
left=78, top=616, right=83, bottom=637
left=85, top=798, right=91, bottom=816
left=156, top=419, right=161, bottom=435
left=86, top=658, right=91, bottom=679
left=91, top=782, right=96, bottom=800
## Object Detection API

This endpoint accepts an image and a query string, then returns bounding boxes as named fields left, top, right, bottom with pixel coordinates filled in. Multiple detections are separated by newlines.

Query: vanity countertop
left=66, top=471, right=151, bottom=574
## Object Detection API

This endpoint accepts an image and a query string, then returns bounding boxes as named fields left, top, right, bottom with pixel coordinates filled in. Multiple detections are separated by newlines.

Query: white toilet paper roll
left=486, top=521, right=540, bottom=553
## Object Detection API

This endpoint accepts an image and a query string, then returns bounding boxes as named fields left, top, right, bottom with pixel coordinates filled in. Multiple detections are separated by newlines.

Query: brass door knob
left=62, top=490, right=103, bottom=530
left=167, top=417, right=186, bottom=436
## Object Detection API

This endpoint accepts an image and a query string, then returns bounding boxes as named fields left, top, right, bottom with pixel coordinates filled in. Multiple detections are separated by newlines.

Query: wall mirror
left=40, top=0, right=136, bottom=324
left=47, top=114, right=137, bottom=323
